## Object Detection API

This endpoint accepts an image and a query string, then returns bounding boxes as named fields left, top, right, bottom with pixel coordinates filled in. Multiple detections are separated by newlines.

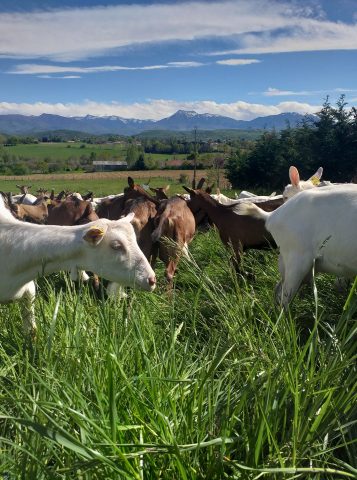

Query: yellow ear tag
left=46, top=199, right=52, bottom=205
left=310, top=176, right=320, bottom=186
left=89, top=226, right=105, bottom=236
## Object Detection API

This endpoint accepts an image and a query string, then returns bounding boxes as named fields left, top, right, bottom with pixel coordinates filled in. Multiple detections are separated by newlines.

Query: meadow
left=0, top=170, right=210, bottom=198
left=1, top=142, right=202, bottom=164
left=2, top=142, right=127, bottom=161
left=0, top=177, right=355, bottom=479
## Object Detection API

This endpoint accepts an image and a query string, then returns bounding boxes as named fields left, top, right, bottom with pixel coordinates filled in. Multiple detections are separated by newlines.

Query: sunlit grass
left=0, top=230, right=355, bottom=479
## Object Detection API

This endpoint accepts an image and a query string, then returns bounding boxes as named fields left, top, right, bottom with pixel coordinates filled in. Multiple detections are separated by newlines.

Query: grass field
left=1, top=143, right=204, bottom=163
left=0, top=170, right=213, bottom=197
left=2, top=142, right=127, bottom=160
left=0, top=225, right=356, bottom=478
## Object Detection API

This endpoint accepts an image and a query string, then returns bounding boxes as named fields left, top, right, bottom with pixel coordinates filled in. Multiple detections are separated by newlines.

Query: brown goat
left=183, top=187, right=280, bottom=263
left=47, top=198, right=98, bottom=226
left=122, top=197, right=157, bottom=261
left=97, top=177, right=159, bottom=220
left=16, top=184, right=32, bottom=194
left=4, top=192, right=48, bottom=224
left=152, top=196, right=195, bottom=282
left=149, top=186, right=170, bottom=200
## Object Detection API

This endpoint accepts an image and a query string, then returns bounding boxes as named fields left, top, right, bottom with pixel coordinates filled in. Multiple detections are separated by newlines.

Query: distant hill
left=0, top=110, right=315, bottom=136
left=135, top=128, right=263, bottom=141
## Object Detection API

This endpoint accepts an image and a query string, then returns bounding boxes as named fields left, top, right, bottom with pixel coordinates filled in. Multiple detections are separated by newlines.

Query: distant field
left=2, top=142, right=126, bottom=160
left=1, top=142, right=216, bottom=168
left=0, top=169, right=214, bottom=196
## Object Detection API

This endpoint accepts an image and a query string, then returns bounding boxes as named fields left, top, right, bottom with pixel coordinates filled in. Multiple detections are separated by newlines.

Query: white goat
left=236, top=185, right=357, bottom=307
left=92, top=193, right=124, bottom=209
left=235, top=191, right=257, bottom=199
left=236, top=190, right=277, bottom=199
left=0, top=197, right=156, bottom=337
left=214, top=191, right=280, bottom=205
left=12, top=193, right=38, bottom=205
left=283, top=166, right=323, bottom=201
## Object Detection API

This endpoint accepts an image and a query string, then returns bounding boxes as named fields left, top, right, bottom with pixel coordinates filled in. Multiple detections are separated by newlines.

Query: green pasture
left=1, top=143, right=218, bottom=164
left=0, top=228, right=356, bottom=478
left=1, top=142, right=127, bottom=160
left=0, top=173, right=206, bottom=197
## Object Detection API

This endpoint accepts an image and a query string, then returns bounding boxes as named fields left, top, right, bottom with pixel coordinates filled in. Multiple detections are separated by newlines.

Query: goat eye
left=110, top=240, right=123, bottom=250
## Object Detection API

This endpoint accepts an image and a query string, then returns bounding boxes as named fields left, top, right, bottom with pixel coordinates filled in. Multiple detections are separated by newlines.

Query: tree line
left=226, top=97, right=357, bottom=190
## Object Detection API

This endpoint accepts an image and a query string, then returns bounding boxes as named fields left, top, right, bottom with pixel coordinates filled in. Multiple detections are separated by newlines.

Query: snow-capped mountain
left=0, top=110, right=314, bottom=135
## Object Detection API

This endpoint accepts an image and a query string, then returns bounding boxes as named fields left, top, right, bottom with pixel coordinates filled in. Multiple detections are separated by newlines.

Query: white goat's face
left=283, top=166, right=323, bottom=202
left=283, top=181, right=314, bottom=202
left=82, top=215, right=156, bottom=291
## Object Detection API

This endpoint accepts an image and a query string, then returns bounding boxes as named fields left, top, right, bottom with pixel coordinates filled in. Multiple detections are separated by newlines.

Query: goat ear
left=121, top=212, right=135, bottom=223
left=164, top=185, right=170, bottom=192
left=289, top=166, right=300, bottom=186
left=128, top=177, right=135, bottom=188
left=196, top=177, right=206, bottom=189
left=183, top=186, right=195, bottom=196
left=83, top=225, right=108, bottom=246
left=309, top=166, right=323, bottom=185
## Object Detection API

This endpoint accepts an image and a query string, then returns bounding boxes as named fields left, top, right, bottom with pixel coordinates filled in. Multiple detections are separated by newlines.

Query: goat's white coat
left=235, top=191, right=257, bottom=199
left=92, top=193, right=124, bottom=210
left=0, top=197, right=155, bottom=335
left=12, top=193, right=38, bottom=205
left=214, top=192, right=280, bottom=206
left=236, top=185, right=357, bottom=306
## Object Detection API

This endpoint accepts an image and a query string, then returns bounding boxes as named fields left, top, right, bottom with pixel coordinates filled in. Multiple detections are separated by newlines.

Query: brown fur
left=97, top=177, right=159, bottom=220
left=47, top=198, right=98, bottom=226
left=122, top=197, right=157, bottom=261
left=152, top=197, right=196, bottom=282
left=183, top=188, right=280, bottom=263
left=12, top=201, right=48, bottom=224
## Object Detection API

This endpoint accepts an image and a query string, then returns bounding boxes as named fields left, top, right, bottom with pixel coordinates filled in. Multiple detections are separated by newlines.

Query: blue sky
left=0, top=0, right=356, bottom=120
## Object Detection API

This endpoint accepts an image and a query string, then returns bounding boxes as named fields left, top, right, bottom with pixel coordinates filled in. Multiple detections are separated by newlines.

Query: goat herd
left=0, top=165, right=356, bottom=340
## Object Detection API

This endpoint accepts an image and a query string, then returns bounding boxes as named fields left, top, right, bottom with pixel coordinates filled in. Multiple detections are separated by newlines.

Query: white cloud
left=262, top=87, right=357, bottom=97
left=216, top=59, right=261, bottom=66
left=264, top=87, right=313, bottom=96
left=37, top=74, right=81, bottom=79
left=8, top=62, right=204, bottom=75
left=0, top=1, right=355, bottom=62
left=0, top=98, right=321, bottom=120
left=334, top=88, right=357, bottom=93
left=212, top=19, right=357, bottom=55
left=167, top=61, right=204, bottom=68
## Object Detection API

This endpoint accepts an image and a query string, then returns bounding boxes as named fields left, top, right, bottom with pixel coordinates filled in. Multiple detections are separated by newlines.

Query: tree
left=132, top=154, right=148, bottom=170
left=225, top=96, right=357, bottom=190
left=126, top=144, right=140, bottom=167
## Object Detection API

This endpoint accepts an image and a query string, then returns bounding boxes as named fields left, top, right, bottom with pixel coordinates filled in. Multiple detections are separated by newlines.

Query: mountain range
left=0, top=110, right=314, bottom=136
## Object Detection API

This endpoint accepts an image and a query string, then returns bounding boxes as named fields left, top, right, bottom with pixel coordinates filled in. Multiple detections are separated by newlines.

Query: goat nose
left=148, top=276, right=156, bottom=286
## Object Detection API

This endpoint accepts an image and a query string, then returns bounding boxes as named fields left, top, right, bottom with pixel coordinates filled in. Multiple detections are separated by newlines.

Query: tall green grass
left=0, top=230, right=356, bottom=479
